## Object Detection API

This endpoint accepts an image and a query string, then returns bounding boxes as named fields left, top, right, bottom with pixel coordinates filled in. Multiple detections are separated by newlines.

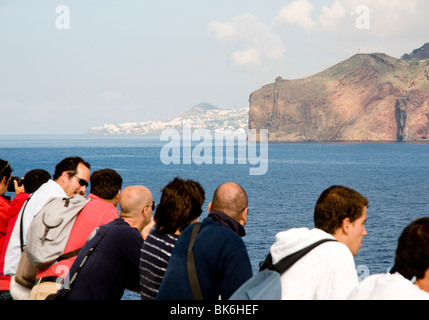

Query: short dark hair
left=23, top=169, right=51, bottom=193
left=391, top=217, right=429, bottom=281
left=90, top=169, right=123, bottom=200
left=155, top=177, right=205, bottom=235
left=314, top=185, right=368, bottom=234
left=53, top=157, right=90, bottom=180
left=0, top=159, right=12, bottom=181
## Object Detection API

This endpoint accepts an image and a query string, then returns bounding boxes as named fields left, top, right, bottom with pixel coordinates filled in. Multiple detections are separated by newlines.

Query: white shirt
left=270, top=227, right=359, bottom=300
left=348, top=273, right=429, bottom=300
left=4, top=180, right=67, bottom=276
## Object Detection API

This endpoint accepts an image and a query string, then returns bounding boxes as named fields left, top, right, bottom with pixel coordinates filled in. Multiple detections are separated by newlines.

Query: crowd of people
left=0, top=156, right=428, bottom=300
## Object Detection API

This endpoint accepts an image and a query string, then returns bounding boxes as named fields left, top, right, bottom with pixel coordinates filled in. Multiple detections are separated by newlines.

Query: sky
left=0, top=0, right=428, bottom=135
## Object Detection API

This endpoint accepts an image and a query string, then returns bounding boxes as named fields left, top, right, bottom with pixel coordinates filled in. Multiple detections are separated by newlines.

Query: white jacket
left=4, top=180, right=67, bottom=276
left=270, top=227, right=358, bottom=300
left=348, top=273, right=429, bottom=300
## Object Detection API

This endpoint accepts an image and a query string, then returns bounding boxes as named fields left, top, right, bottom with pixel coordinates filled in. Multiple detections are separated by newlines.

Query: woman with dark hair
left=139, top=177, right=205, bottom=300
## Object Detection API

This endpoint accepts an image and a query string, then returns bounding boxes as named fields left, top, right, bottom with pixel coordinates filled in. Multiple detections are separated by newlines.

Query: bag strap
left=187, top=223, right=203, bottom=300
left=19, top=194, right=33, bottom=252
left=53, top=223, right=114, bottom=299
left=55, top=248, right=81, bottom=262
left=260, top=238, right=337, bottom=274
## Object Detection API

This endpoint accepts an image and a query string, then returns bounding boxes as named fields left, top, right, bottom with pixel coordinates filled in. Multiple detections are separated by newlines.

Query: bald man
left=157, top=182, right=252, bottom=300
left=51, top=186, right=154, bottom=300
left=119, top=185, right=154, bottom=233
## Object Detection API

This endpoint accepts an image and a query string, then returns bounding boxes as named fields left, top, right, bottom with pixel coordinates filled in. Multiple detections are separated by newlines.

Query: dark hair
left=314, top=185, right=368, bottom=234
left=0, top=159, right=12, bottom=182
left=391, top=217, right=429, bottom=281
left=155, top=177, right=205, bottom=235
left=23, top=169, right=51, bottom=193
left=53, top=157, right=90, bottom=180
left=90, top=169, right=123, bottom=200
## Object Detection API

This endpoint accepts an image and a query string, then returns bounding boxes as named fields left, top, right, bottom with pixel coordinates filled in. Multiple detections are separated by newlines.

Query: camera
left=7, top=176, right=24, bottom=192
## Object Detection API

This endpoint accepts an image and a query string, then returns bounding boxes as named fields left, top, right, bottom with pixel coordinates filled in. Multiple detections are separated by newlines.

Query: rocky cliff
left=249, top=44, right=429, bottom=142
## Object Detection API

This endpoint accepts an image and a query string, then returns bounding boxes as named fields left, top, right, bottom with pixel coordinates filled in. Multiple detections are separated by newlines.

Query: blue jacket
left=60, top=218, right=143, bottom=300
left=157, top=210, right=252, bottom=300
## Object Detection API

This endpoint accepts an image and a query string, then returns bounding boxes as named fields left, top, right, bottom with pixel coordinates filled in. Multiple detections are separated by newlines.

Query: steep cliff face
left=249, top=49, right=429, bottom=142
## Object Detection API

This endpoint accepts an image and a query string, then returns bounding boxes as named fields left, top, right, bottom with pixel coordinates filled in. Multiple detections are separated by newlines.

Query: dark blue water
left=1, top=135, right=429, bottom=299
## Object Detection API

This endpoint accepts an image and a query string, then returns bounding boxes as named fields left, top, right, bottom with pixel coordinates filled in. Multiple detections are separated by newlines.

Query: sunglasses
left=147, top=201, right=156, bottom=211
left=73, top=175, right=89, bottom=187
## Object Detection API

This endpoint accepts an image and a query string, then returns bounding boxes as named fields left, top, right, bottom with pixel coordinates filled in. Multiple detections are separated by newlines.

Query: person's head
left=53, top=157, right=90, bottom=197
left=209, top=182, right=248, bottom=227
left=119, top=185, right=153, bottom=232
left=391, top=217, right=429, bottom=292
left=90, top=169, right=123, bottom=206
left=22, top=169, right=51, bottom=193
left=0, top=159, right=12, bottom=196
left=155, top=177, right=205, bottom=235
left=314, top=185, right=368, bottom=255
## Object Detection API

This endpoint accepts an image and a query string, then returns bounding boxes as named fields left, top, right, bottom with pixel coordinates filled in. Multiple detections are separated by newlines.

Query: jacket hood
left=348, top=273, right=429, bottom=300
left=270, top=227, right=336, bottom=264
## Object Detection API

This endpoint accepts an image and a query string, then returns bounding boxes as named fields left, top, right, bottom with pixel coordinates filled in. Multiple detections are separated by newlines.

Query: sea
left=1, top=134, right=429, bottom=300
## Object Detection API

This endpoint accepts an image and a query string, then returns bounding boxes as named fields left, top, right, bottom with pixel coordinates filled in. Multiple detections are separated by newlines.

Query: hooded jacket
left=347, top=273, right=429, bottom=300
left=270, top=227, right=358, bottom=300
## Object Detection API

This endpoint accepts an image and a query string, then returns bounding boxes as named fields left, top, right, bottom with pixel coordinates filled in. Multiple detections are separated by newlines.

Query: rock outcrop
left=249, top=45, right=429, bottom=142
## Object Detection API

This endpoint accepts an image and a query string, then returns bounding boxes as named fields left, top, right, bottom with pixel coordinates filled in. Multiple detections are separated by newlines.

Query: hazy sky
left=1, top=0, right=428, bottom=134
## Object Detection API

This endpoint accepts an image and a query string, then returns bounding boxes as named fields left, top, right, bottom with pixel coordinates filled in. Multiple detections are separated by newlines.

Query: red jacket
left=0, top=193, right=30, bottom=291
left=0, top=196, right=11, bottom=253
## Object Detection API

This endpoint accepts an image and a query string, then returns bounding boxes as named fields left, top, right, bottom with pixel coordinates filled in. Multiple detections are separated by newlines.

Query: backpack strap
left=260, top=238, right=337, bottom=274
left=55, top=248, right=81, bottom=262
left=187, top=223, right=203, bottom=300
left=19, top=194, right=33, bottom=252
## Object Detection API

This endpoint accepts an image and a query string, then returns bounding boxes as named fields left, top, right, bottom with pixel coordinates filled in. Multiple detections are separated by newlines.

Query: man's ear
left=208, top=202, right=212, bottom=213
left=239, top=207, right=248, bottom=227
left=341, top=217, right=351, bottom=234
left=243, top=207, right=249, bottom=222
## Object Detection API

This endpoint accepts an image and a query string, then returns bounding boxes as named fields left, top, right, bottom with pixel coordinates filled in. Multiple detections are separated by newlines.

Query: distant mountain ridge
left=249, top=43, right=429, bottom=142
left=86, top=103, right=248, bottom=135
left=402, top=42, right=429, bottom=60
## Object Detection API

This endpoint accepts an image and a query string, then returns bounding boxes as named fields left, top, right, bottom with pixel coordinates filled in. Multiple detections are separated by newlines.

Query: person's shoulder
left=0, top=196, right=10, bottom=208
left=313, top=239, right=352, bottom=258
left=10, top=192, right=30, bottom=204
left=85, top=195, right=117, bottom=212
left=200, top=219, right=246, bottom=250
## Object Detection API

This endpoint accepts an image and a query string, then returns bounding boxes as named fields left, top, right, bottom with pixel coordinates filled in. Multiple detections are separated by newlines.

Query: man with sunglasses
left=4, top=157, right=90, bottom=299
left=29, top=168, right=122, bottom=300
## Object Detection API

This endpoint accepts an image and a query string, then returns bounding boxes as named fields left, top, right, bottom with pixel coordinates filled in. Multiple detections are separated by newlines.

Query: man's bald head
left=211, top=182, right=248, bottom=222
left=119, top=185, right=152, bottom=218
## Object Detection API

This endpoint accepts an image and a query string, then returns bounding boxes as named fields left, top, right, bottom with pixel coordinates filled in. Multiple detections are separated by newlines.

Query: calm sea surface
left=1, top=134, right=429, bottom=299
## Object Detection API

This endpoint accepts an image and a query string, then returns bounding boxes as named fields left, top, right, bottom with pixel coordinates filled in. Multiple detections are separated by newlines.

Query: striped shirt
left=139, top=229, right=179, bottom=300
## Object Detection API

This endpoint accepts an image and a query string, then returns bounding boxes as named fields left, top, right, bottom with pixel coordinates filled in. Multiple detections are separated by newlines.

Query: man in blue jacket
left=157, top=182, right=252, bottom=300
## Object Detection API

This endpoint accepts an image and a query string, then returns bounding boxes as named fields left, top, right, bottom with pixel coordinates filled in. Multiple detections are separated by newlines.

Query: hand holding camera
left=7, top=176, right=25, bottom=194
